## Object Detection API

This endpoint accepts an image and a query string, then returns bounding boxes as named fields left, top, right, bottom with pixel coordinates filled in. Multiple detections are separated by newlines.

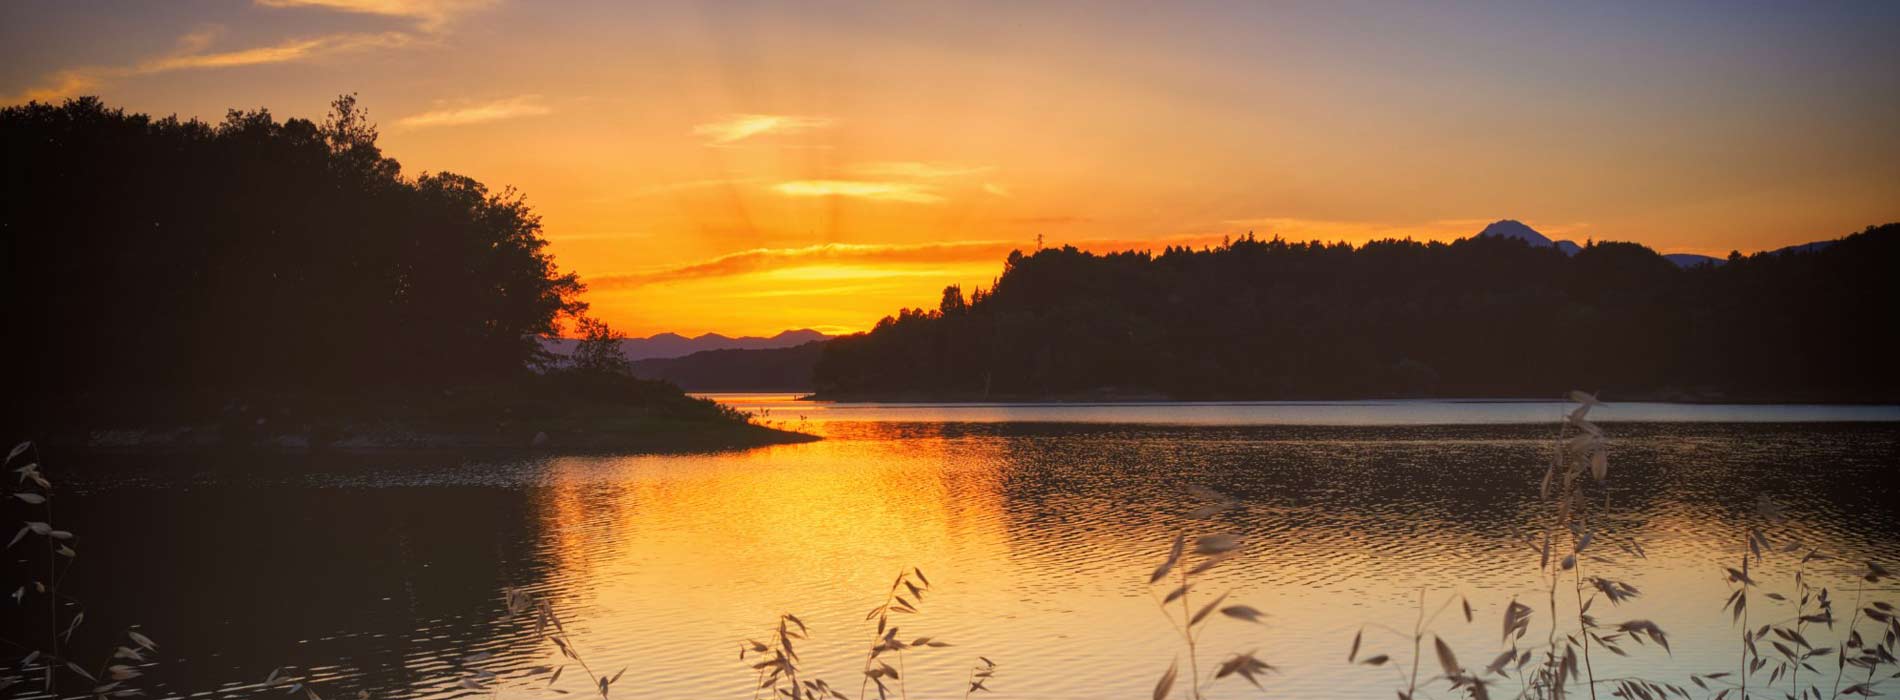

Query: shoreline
left=38, top=419, right=819, bottom=454
left=795, top=392, right=1900, bottom=406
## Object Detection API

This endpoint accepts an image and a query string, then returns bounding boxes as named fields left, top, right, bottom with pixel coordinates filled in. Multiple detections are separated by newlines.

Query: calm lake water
left=10, top=399, right=1900, bottom=699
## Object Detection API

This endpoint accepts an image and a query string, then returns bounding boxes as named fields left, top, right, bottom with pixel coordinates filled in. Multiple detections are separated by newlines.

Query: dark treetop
left=0, top=97, right=763, bottom=443
left=3, top=96, right=582, bottom=399
left=814, top=226, right=1900, bottom=402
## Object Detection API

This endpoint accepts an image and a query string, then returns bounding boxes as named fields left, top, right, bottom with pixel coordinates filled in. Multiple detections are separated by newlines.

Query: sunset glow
left=6, top=1, right=1897, bottom=336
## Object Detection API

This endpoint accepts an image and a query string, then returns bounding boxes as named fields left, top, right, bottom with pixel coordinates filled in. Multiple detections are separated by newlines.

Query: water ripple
left=11, top=420, right=1898, bottom=699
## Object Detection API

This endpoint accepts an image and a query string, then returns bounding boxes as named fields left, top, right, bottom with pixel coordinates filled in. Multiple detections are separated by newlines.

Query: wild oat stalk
left=1780, top=547, right=1824, bottom=694
left=1680, top=546, right=1895, bottom=700
left=1514, top=391, right=1670, bottom=700
left=743, top=613, right=851, bottom=700
left=260, top=665, right=374, bottom=700
left=1729, top=496, right=1835, bottom=694
left=1717, top=496, right=1786, bottom=697
left=1361, top=392, right=1674, bottom=700
left=3, top=441, right=161, bottom=700
left=1393, top=391, right=1677, bottom=700
left=1348, top=588, right=1494, bottom=700
left=500, top=586, right=623, bottom=698
left=962, top=657, right=996, bottom=699
left=1538, top=391, right=1607, bottom=699
left=857, top=567, right=949, bottom=700
left=728, top=571, right=971, bottom=700
left=1146, top=487, right=1273, bottom=699
left=1828, top=561, right=1896, bottom=700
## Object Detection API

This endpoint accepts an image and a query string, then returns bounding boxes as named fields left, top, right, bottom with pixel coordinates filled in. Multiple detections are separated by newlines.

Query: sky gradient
left=5, top=0, right=1898, bottom=336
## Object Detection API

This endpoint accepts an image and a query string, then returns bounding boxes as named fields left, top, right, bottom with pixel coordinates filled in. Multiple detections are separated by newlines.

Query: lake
left=9, top=399, right=1899, bottom=699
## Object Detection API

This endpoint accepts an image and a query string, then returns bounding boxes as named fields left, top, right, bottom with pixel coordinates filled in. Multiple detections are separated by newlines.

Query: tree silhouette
left=571, top=317, right=634, bottom=376
left=1, top=96, right=585, bottom=427
left=815, top=227, right=1900, bottom=401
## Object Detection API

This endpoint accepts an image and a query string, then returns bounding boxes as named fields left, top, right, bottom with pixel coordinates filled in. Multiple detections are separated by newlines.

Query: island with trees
left=0, top=96, right=812, bottom=450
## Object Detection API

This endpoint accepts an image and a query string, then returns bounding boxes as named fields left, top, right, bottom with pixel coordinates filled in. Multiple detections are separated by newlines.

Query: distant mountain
left=543, top=328, right=830, bottom=361
left=1662, top=253, right=1724, bottom=268
left=617, top=329, right=829, bottom=360
left=1475, top=219, right=1583, bottom=256
left=631, top=341, right=827, bottom=391
left=1768, top=240, right=1836, bottom=256
left=1473, top=219, right=1839, bottom=269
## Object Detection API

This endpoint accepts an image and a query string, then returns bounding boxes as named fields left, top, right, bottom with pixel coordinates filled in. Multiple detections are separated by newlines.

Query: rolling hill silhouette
left=542, top=329, right=830, bottom=361
left=1472, top=219, right=1836, bottom=268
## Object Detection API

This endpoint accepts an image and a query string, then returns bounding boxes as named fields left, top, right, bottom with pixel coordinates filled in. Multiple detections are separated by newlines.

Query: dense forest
left=630, top=342, right=826, bottom=392
left=814, top=225, right=1900, bottom=401
left=1, top=97, right=767, bottom=443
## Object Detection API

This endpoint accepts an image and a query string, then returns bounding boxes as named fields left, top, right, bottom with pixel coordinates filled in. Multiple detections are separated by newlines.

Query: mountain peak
left=1474, top=219, right=1586, bottom=256
left=1475, top=219, right=1554, bottom=246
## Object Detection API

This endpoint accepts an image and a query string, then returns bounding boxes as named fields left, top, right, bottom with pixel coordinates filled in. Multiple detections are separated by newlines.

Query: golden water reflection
left=502, top=421, right=1900, bottom=699
left=21, top=418, right=1894, bottom=699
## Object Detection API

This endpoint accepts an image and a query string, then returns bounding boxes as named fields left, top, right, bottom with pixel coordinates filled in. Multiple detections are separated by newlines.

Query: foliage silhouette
left=815, top=227, right=1900, bottom=401
left=2, top=95, right=591, bottom=429
left=630, top=341, right=828, bottom=392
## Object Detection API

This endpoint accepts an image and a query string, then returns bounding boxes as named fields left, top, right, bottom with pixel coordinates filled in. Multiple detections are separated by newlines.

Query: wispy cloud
left=395, top=95, right=551, bottom=129
left=7, top=71, right=103, bottom=104
left=4, top=28, right=416, bottom=103
left=983, top=182, right=1012, bottom=197
left=591, top=241, right=1020, bottom=289
left=627, top=177, right=761, bottom=198
left=771, top=180, right=945, bottom=204
left=726, top=283, right=924, bottom=300
left=253, top=0, right=493, bottom=31
left=692, top=114, right=834, bottom=145
left=590, top=234, right=1237, bottom=290
left=4, top=0, right=478, bottom=104
left=766, top=266, right=965, bottom=282
left=847, top=161, right=993, bottom=179
left=141, top=31, right=413, bottom=72
left=1007, top=215, right=1090, bottom=225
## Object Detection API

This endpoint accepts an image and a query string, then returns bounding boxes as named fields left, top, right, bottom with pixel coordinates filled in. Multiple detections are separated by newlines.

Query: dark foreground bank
left=17, top=372, right=816, bottom=453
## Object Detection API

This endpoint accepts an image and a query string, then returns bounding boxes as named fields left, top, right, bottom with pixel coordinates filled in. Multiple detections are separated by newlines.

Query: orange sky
left=5, top=1, right=1898, bottom=336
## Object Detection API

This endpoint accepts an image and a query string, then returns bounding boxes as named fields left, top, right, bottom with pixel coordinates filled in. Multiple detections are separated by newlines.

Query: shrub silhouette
left=1, top=95, right=585, bottom=427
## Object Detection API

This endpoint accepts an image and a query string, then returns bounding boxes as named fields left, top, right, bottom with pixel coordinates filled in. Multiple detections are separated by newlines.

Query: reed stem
left=1575, top=557, right=1597, bottom=700
left=1405, top=587, right=1423, bottom=700
left=1829, top=580, right=1866, bottom=700
left=1179, top=565, right=1201, bottom=699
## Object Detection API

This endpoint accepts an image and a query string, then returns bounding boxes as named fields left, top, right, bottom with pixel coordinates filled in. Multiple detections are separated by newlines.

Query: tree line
left=814, top=226, right=1900, bottom=401
left=2, top=96, right=590, bottom=426
left=630, top=341, right=827, bottom=392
